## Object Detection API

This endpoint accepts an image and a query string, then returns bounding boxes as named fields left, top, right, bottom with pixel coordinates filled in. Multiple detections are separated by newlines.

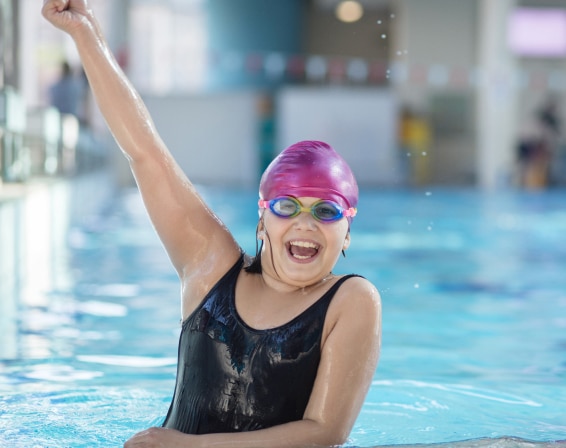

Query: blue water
left=1, top=174, right=565, bottom=447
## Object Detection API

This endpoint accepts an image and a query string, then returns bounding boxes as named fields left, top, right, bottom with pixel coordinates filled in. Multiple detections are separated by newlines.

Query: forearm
left=69, top=15, right=162, bottom=162
left=194, top=419, right=347, bottom=448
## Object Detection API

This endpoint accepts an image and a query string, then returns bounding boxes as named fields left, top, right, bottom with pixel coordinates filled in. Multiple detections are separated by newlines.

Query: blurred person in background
left=537, top=96, right=564, bottom=186
left=48, top=60, right=85, bottom=119
left=517, top=97, right=563, bottom=189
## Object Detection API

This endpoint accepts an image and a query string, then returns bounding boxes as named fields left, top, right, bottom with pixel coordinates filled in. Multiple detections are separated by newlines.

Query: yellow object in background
left=400, top=108, right=432, bottom=186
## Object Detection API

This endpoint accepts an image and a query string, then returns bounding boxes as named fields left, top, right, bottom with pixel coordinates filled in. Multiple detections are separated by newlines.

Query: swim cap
left=259, top=140, right=358, bottom=217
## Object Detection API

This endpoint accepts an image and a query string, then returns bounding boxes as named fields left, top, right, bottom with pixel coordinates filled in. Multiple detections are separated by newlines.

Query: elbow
left=309, top=422, right=351, bottom=447
left=319, top=433, right=349, bottom=447
left=327, top=436, right=349, bottom=447
left=329, top=429, right=351, bottom=447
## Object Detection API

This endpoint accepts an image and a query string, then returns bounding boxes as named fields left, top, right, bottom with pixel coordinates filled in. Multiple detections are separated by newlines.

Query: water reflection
left=0, top=199, right=21, bottom=360
left=0, top=173, right=113, bottom=361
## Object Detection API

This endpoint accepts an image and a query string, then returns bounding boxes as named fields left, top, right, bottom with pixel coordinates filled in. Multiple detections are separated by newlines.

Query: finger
left=42, top=0, right=65, bottom=17
left=124, top=428, right=153, bottom=444
left=43, top=0, right=69, bottom=13
left=56, top=0, right=70, bottom=10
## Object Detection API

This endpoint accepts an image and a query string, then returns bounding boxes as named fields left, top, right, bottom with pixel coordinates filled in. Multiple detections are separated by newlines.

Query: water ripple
left=372, top=380, right=542, bottom=407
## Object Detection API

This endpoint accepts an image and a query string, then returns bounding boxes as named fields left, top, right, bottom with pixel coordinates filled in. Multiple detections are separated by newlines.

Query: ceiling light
left=335, top=0, right=364, bottom=23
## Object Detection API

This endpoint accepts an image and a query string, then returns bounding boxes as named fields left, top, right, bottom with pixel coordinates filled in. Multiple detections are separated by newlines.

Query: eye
left=314, top=202, right=340, bottom=220
left=273, top=198, right=298, bottom=216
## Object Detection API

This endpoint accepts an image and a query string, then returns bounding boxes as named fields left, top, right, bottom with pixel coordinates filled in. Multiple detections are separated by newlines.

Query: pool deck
left=0, top=178, right=63, bottom=205
left=0, top=180, right=29, bottom=203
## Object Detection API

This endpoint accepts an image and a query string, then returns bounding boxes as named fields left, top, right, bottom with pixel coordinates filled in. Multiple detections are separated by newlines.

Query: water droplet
left=422, top=151, right=427, bottom=156
left=391, top=14, right=396, bottom=19
left=427, top=226, right=432, bottom=231
left=425, top=191, right=432, bottom=196
left=381, top=34, right=387, bottom=39
left=377, top=20, right=382, bottom=25
left=414, top=283, right=420, bottom=289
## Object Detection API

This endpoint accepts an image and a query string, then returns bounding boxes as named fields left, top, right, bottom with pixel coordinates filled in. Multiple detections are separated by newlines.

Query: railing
left=0, top=86, right=103, bottom=187
left=0, top=86, right=28, bottom=183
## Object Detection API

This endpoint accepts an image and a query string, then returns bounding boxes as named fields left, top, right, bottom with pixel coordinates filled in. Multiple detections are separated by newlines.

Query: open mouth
left=288, top=240, right=320, bottom=260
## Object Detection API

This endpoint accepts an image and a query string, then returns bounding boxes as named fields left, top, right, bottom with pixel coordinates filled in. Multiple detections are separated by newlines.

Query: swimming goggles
left=258, top=196, right=357, bottom=223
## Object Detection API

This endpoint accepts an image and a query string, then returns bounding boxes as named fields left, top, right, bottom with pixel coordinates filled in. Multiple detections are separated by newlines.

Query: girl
left=42, top=1, right=381, bottom=446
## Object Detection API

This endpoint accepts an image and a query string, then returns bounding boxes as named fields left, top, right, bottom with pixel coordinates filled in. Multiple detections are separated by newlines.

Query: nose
left=292, top=209, right=317, bottom=229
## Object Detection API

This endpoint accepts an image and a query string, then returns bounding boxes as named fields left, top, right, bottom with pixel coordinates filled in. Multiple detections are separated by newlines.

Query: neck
left=261, top=271, right=334, bottom=296
left=300, top=272, right=334, bottom=294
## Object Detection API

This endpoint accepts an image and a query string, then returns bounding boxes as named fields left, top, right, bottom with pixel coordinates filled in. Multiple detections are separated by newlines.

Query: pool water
left=1, top=174, right=565, bottom=447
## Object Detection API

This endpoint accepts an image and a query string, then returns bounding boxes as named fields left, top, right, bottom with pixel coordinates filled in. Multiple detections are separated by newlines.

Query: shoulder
left=321, top=275, right=381, bottom=355
left=327, top=276, right=381, bottom=330
left=181, top=249, right=243, bottom=320
left=337, top=275, right=380, bottom=308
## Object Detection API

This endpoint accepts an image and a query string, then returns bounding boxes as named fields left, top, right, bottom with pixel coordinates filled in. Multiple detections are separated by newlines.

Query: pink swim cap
left=259, top=140, right=359, bottom=214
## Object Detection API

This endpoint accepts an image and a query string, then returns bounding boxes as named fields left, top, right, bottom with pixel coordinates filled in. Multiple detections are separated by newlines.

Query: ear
left=342, top=232, right=351, bottom=250
left=257, top=220, right=266, bottom=240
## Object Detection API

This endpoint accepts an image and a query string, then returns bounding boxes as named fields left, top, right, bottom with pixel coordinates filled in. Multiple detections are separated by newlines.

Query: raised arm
left=41, top=0, right=240, bottom=290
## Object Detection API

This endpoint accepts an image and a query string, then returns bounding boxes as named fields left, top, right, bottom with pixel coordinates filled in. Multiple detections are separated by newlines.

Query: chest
left=234, top=277, right=336, bottom=331
left=184, top=291, right=327, bottom=369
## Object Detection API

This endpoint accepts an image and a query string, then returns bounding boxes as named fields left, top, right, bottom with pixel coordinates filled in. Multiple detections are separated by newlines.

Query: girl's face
left=259, top=197, right=351, bottom=289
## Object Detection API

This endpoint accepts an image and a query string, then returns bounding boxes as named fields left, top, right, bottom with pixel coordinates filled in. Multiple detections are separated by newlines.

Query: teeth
left=290, top=241, right=319, bottom=249
left=289, top=240, right=319, bottom=259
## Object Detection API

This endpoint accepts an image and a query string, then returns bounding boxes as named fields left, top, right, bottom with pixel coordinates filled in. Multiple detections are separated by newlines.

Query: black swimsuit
left=162, top=254, right=358, bottom=434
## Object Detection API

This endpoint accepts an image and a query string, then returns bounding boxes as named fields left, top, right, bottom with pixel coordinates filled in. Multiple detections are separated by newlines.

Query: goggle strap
left=343, top=207, right=357, bottom=218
